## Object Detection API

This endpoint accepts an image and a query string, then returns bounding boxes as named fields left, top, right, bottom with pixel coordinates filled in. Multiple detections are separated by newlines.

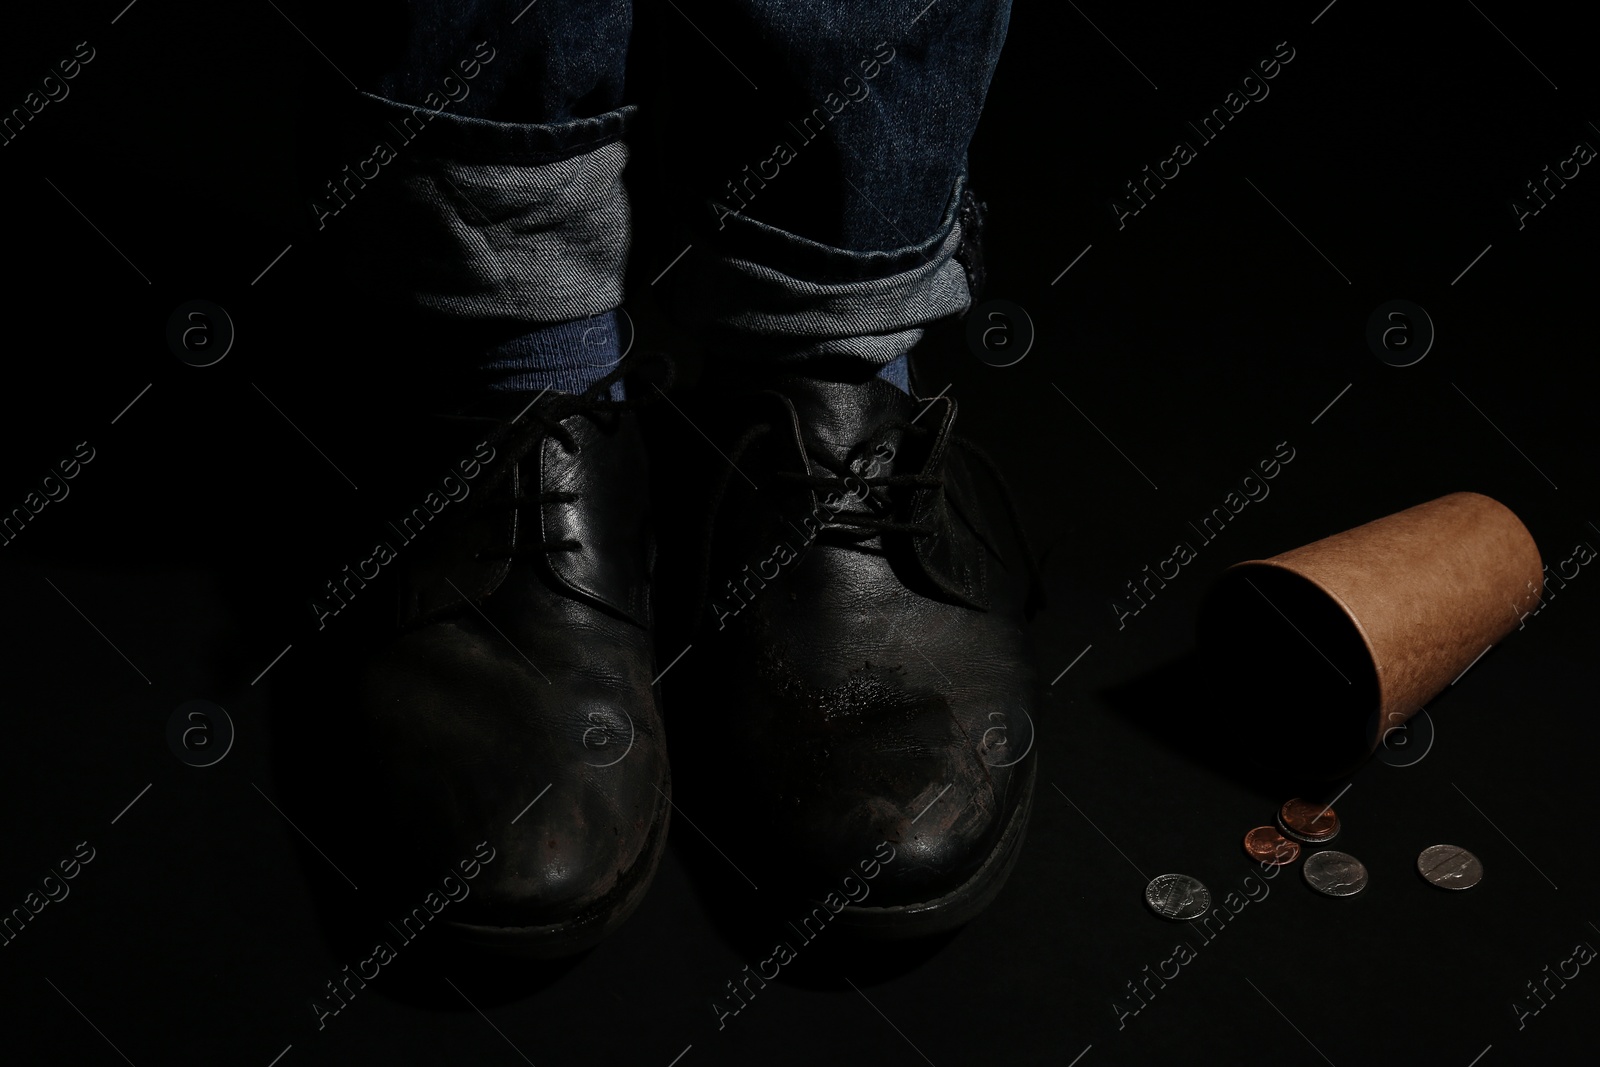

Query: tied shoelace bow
left=772, top=419, right=942, bottom=541
left=469, top=355, right=668, bottom=562
left=700, top=401, right=1047, bottom=616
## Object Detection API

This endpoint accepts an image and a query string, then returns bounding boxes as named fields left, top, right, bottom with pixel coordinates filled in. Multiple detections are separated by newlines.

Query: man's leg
left=325, top=0, right=635, bottom=399
left=659, top=1, right=1042, bottom=935
left=323, top=1, right=671, bottom=957
left=658, top=0, right=1010, bottom=381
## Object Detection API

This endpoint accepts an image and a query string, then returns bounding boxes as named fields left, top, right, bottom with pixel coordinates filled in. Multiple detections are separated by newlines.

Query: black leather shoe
left=356, top=379, right=670, bottom=957
left=691, top=370, right=1043, bottom=937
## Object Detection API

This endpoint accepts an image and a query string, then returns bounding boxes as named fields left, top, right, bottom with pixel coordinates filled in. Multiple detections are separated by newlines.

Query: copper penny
left=1278, top=798, right=1340, bottom=843
left=1243, top=825, right=1301, bottom=865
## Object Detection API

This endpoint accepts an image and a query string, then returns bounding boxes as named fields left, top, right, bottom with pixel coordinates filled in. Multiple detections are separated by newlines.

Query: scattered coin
left=1243, top=825, right=1301, bottom=866
left=1279, top=823, right=1338, bottom=845
left=1417, top=845, right=1483, bottom=890
left=1145, top=874, right=1212, bottom=920
left=1279, top=798, right=1340, bottom=843
left=1302, top=850, right=1368, bottom=897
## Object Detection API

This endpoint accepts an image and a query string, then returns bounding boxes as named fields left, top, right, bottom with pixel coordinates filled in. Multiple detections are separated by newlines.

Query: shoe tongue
left=778, top=376, right=913, bottom=465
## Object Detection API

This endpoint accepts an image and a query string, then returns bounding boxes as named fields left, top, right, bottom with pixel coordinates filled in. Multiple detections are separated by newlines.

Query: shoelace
left=470, top=354, right=669, bottom=562
left=772, top=418, right=943, bottom=541
left=698, top=399, right=1047, bottom=616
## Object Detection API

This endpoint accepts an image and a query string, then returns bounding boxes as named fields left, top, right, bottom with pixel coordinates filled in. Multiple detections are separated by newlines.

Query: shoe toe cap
left=451, top=784, right=668, bottom=929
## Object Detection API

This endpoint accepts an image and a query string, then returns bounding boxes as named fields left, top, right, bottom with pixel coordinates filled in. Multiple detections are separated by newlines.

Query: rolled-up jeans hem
left=352, top=91, right=634, bottom=166
left=338, top=96, right=632, bottom=325
left=673, top=180, right=973, bottom=367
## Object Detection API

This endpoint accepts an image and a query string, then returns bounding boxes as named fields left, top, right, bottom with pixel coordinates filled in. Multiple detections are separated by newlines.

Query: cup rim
left=1222, top=558, right=1386, bottom=721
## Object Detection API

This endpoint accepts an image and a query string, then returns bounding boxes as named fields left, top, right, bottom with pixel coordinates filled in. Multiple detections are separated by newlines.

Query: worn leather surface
left=359, top=403, right=668, bottom=935
left=696, top=376, right=1039, bottom=906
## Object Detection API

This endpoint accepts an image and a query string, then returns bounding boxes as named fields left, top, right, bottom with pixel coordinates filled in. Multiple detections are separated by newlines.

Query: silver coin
left=1144, top=873, right=1212, bottom=920
left=1302, top=850, right=1368, bottom=896
left=1276, top=812, right=1340, bottom=845
left=1417, top=844, right=1483, bottom=890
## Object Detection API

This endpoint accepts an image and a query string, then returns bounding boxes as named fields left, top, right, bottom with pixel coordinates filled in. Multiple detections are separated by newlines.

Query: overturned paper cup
left=1200, top=492, right=1543, bottom=778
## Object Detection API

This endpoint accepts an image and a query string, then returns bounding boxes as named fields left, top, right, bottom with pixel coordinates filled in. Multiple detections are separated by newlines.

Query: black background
left=2, top=2, right=1596, bottom=1065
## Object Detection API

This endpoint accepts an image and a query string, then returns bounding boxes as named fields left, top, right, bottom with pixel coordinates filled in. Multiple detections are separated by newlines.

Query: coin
left=1144, top=874, right=1212, bottom=920
left=1302, top=850, right=1368, bottom=896
left=1417, top=844, right=1483, bottom=890
left=1243, top=826, right=1301, bottom=866
left=1279, top=822, right=1338, bottom=844
left=1279, top=798, right=1340, bottom=843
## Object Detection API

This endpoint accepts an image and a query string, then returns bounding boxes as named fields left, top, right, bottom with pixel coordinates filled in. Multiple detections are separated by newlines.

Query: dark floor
left=3, top=3, right=1597, bottom=1065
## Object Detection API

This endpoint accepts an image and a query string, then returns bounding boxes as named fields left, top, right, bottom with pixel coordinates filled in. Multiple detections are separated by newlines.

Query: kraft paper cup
left=1200, top=492, right=1543, bottom=778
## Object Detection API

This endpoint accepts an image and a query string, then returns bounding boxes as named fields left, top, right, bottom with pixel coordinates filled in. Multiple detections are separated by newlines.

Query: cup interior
left=1197, top=562, right=1383, bottom=781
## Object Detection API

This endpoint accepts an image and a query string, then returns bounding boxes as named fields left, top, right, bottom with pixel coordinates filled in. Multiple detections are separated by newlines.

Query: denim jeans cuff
left=334, top=97, right=633, bottom=326
left=352, top=91, right=634, bottom=166
left=669, top=180, right=973, bottom=367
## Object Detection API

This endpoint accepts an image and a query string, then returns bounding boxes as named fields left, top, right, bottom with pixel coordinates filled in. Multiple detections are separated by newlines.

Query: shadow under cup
left=1198, top=492, right=1544, bottom=781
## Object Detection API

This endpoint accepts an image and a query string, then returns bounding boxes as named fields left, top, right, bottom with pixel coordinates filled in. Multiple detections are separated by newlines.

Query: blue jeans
left=328, top=0, right=1011, bottom=369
